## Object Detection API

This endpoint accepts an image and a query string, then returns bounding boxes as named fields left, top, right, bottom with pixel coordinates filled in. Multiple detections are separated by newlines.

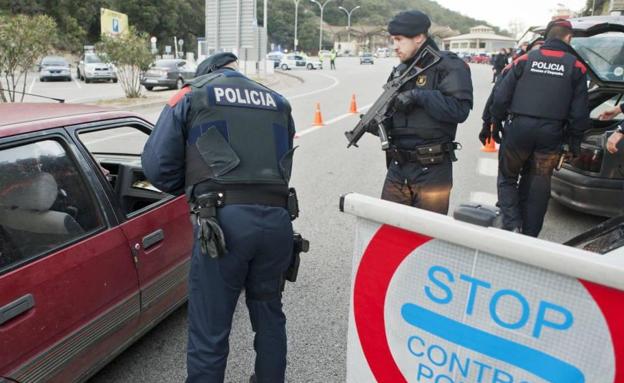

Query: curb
left=274, top=70, right=305, bottom=84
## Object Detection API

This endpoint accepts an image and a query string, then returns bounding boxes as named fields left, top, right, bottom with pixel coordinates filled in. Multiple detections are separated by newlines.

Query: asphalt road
left=88, top=57, right=605, bottom=383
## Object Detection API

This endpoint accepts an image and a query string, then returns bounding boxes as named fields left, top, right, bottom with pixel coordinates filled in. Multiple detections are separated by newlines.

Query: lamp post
left=338, top=5, right=360, bottom=43
left=310, top=0, right=333, bottom=52
left=293, top=0, right=300, bottom=52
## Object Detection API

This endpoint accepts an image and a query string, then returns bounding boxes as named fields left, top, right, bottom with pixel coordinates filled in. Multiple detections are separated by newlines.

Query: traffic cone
left=481, top=124, right=498, bottom=153
left=349, top=94, right=359, bottom=114
left=313, top=103, right=324, bottom=126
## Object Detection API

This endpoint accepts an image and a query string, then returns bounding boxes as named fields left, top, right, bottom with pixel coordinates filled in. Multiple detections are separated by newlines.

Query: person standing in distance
left=490, top=19, right=590, bottom=236
left=142, top=52, right=297, bottom=383
left=381, top=10, right=473, bottom=214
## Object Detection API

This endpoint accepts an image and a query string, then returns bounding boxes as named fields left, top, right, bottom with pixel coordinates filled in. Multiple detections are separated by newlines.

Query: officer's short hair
left=546, top=26, right=572, bottom=40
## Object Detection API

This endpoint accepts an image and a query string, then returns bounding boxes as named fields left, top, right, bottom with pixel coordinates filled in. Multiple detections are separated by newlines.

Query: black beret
left=196, top=52, right=238, bottom=76
left=388, top=10, right=431, bottom=37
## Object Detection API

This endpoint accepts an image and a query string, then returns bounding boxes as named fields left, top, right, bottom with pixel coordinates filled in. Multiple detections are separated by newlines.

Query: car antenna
left=6, top=90, right=65, bottom=103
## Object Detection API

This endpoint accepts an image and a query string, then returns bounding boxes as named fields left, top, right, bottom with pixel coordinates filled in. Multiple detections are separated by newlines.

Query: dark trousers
left=497, top=116, right=563, bottom=237
left=186, top=205, right=293, bottom=383
left=330, top=60, right=336, bottom=70
left=381, top=160, right=453, bottom=214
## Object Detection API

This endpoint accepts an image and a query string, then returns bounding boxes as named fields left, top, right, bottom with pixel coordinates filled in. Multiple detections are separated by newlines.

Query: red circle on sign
left=353, top=224, right=624, bottom=382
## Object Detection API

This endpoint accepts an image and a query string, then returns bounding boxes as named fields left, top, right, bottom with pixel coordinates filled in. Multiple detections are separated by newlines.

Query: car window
left=0, top=139, right=104, bottom=271
left=572, top=32, right=624, bottom=83
left=42, top=58, right=67, bottom=66
left=78, top=126, right=168, bottom=216
left=85, top=55, right=103, bottom=64
left=591, top=94, right=624, bottom=119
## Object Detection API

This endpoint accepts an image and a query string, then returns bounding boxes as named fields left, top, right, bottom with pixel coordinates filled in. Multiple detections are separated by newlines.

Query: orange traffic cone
left=481, top=124, right=498, bottom=153
left=349, top=94, right=359, bottom=114
left=313, top=103, right=324, bottom=126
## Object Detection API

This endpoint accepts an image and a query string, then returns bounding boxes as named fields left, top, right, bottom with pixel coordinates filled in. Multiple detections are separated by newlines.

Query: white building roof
left=443, top=32, right=516, bottom=42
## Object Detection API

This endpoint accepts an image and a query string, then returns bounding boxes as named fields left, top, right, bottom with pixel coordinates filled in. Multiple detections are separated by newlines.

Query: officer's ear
left=563, top=33, right=573, bottom=45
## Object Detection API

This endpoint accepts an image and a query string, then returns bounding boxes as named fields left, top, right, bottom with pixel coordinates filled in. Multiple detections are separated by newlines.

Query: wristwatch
left=616, top=124, right=624, bottom=134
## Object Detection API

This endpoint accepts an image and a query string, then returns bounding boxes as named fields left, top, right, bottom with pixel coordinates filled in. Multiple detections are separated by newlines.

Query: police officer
left=381, top=10, right=473, bottom=214
left=142, top=52, right=297, bottom=383
left=480, top=37, right=544, bottom=145
left=490, top=19, right=589, bottom=236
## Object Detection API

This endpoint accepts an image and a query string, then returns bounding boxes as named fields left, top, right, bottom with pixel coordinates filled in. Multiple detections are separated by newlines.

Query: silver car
left=77, top=53, right=118, bottom=83
left=38, top=56, right=72, bottom=82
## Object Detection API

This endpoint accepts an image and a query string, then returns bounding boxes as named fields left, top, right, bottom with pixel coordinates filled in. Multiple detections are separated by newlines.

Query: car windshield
left=154, top=60, right=178, bottom=69
left=42, top=58, right=67, bottom=66
left=85, top=55, right=104, bottom=64
left=572, top=32, right=624, bottom=83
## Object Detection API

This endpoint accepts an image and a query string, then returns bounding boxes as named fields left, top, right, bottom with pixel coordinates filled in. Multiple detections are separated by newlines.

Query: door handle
left=142, top=229, right=164, bottom=250
left=0, top=294, right=35, bottom=326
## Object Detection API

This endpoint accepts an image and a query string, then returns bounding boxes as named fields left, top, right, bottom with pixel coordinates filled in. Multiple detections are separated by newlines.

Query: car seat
left=0, top=172, right=84, bottom=258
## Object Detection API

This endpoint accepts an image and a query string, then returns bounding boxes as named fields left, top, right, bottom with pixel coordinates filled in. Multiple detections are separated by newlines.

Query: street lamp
left=293, top=0, right=300, bottom=52
left=338, top=5, right=360, bottom=43
left=310, top=0, right=333, bottom=52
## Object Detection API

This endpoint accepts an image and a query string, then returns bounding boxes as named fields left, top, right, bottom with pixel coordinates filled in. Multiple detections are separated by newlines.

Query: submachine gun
left=344, top=45, right=441, bottom=149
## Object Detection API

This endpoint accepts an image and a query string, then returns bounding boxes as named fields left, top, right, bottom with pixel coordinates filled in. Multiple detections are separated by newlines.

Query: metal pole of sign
left=237, top=0, right=241, bottom=55
left=310, top=0, right=333, bottom=52
left=263, top=0, right=268, bottom=75
left=293, top=0, right=300, bottom=52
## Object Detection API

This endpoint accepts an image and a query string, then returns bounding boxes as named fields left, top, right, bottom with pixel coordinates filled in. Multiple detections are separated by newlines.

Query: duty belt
left=191, top=188, right=288, bottom=208
left=389, top=142, right=460, bottom=166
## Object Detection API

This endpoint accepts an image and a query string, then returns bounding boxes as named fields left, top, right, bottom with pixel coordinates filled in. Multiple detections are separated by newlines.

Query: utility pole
left=264, top=0, right=268, bottom=74
left=310, top=0, right=333, bottom=52
left=293, top=0, right=300, bottom=51
left=338, top=5, right=360, bottom=43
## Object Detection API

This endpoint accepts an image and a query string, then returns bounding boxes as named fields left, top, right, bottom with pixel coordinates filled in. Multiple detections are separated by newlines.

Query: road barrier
left=340, top=193, right=624, bottom=383
left=349, top=94, right=359, bottom=114
left=313, top=102, right=324, bottom=126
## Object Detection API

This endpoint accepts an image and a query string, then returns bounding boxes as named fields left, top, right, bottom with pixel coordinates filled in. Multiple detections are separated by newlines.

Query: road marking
left=28, top=77, right=37, bottom=93
left=469, top=191, right=498, bottom=206
left=477, top=158, right=498, bottom=177
left=296, top=103, right=373, bottom=138
left=286, top=72, right=340, bottom=100
left=74, top=76, right=82, bottom=89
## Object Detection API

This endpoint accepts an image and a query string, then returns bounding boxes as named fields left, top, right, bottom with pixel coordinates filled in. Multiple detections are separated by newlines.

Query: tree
left=0, top=14, right=57, bottom=102
left=96, top=28, right=154, bottom=98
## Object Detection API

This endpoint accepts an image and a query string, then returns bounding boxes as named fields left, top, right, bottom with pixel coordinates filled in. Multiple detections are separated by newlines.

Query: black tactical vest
left=510, top=49, right=576, bottom=120
left=183, top=70, right=294, bottom=195
left=390, top=51, right=473, bottom=146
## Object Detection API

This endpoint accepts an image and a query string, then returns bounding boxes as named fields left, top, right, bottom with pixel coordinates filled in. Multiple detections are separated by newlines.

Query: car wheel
left=307, top=63, right=313, bottom=70
left=176, top=78, right=184, bottom=89
left=85, top=77, right=91, bottom=84
left=77, top=69, right=81, bottom=81
left=145, top=86, right=154, bottom=91
left=281, top=64, right=288, bottom=70
left=112, top=78, right=118, bottom=83
left=40, top=77, right=46, bottom=82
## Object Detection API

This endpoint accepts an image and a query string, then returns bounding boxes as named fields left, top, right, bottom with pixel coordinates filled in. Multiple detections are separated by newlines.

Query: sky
left=434, top=0, right=588, bottom=32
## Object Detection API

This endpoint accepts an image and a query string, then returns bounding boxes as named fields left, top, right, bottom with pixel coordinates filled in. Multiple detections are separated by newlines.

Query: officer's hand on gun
left=393, top=90, right=420, bottom=112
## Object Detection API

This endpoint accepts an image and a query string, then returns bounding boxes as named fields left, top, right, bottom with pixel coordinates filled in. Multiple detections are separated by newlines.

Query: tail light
left=570, top=145, right=603, bottom=173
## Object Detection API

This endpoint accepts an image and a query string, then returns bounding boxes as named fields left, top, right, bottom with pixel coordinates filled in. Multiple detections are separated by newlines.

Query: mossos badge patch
left=347, top=220, right=624, bottom=383
left=530, top=61, right=566, bottom=77
left=211, top=86, right=279, bottom=111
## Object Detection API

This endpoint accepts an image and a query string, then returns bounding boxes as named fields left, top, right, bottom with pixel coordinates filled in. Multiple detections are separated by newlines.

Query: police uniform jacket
left=489, top=38, right=589, bottom=141
left=389, top=40, right=474, bottom=149
left=142, top=68, right=296, bottom=198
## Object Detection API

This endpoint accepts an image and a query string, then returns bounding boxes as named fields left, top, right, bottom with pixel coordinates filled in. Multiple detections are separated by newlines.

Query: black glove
left=491, top=120, right=503, bottom=144
left=478, top=121, right=491, bottom=145
left=394, top=90, right=419, bottom=112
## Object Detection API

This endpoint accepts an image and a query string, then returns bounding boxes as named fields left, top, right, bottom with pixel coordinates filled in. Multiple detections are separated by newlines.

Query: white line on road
left=469, top=191, right=498, bottom=206
left=295, top=103, right=373, bottom=138
left=285, top=72, right=340, bottom=101
left=74, top=76, right=82, bottom=89
left=28, top=77, right=37, bottom=93
left=477, top=158, right=498, bottom=177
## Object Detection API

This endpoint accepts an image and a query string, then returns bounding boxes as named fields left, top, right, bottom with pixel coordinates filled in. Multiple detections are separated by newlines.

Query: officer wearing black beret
left=142, top=52, right=298, bottom=382
left=380, top=10, right=473, bottom=214
left=490, top=19, right=589, bottom=236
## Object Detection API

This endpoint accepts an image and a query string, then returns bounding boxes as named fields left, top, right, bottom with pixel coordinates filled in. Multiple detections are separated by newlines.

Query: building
left=443, top=25, right=516, bottom=54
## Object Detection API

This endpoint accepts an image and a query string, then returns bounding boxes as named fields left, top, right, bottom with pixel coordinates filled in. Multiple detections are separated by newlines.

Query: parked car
left=360, top=52, right=375, bottom=65
left=141, top=59, right=196, bottom=91
left=0, top=103, right=193, bottom=382
left=470, top=53, right=491, bottom=64
left=267, top=51, right=285, bottom=69
left=38, top=56, right=72, bottom=82
left=548, top=15, right=624, bottom=217
left=77, top=53, right=117, bottom=83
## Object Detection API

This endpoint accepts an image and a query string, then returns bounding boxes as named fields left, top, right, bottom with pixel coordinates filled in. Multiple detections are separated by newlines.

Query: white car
left=279, top=54, right=321, bottom=70
left=77, top=53, right=117, bottom=83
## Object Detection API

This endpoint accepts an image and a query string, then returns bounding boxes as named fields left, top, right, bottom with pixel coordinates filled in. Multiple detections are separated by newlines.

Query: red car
left=0, top=104, right=193, bottom=382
